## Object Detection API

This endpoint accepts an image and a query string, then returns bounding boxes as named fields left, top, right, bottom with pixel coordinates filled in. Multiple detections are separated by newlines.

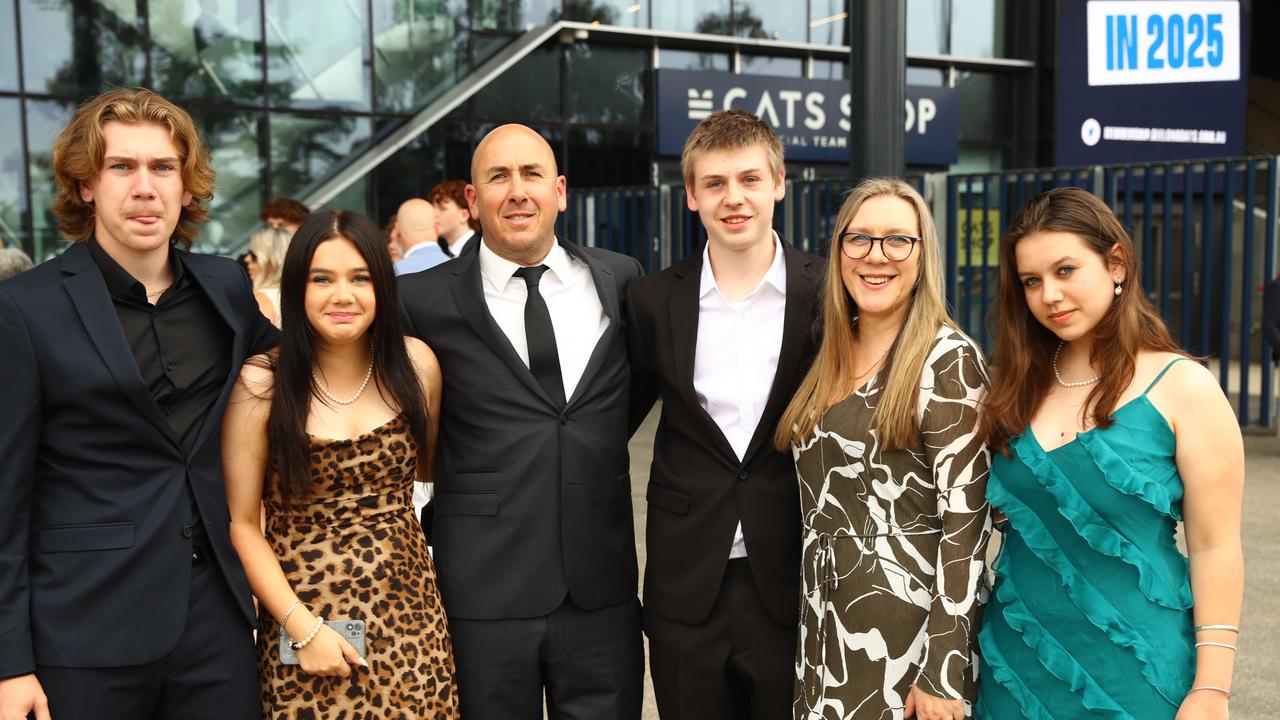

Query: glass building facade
left=0, top=0, right=1021, bottom=258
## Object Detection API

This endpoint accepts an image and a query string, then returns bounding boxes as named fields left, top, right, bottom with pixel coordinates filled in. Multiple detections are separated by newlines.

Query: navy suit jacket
left=0, top=242, right=277, bottom=677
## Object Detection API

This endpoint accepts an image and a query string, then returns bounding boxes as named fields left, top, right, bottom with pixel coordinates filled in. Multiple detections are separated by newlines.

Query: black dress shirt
left=87, top=239, right=232, bottom=455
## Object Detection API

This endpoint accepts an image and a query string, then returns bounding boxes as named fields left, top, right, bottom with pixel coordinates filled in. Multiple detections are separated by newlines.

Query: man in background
left=393, top=197, right=449, bottom=276
left=260, top=196, right=309, bottom=234
left=430, top=179, right=480, bottom=257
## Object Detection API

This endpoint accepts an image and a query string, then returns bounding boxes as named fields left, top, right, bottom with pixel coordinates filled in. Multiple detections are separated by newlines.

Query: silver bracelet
left=1194, top=624, right=1240, bottom=633
left=1195, top=641, right=1238, bottom=652
left=290, top=616, right=325, bottom=651
left=1189, top=686, right=1231, bottom=699
left=279, top=600, right=304, bottom=632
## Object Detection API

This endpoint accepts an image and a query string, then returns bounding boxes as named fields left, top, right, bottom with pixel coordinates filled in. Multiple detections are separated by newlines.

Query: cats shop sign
left=655, top=68, right=959, bottom=166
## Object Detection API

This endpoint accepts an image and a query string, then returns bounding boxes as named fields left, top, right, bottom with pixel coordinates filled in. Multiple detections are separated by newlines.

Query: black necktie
left=513, top=265, right=566, bottom=406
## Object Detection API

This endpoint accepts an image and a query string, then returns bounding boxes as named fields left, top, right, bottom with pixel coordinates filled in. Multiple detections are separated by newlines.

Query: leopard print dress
left=257, top=415, right=458, bottom=719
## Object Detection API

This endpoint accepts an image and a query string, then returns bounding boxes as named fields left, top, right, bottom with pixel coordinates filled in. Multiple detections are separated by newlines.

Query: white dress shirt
left=692, top=233, right=787, bottom=559
left=448, top=229, right=475, bottom=258
left=479, top=239, right=608, bottom=401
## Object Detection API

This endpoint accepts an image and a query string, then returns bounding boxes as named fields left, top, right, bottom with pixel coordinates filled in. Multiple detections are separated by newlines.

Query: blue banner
left=1056, top=0, right=1248, bottom=166
left=655, top=68, right=959, bottom=166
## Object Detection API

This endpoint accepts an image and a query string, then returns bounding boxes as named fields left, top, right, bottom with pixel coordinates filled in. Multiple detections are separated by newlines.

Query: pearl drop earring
left=1114, top=283, right=1123, bottom=296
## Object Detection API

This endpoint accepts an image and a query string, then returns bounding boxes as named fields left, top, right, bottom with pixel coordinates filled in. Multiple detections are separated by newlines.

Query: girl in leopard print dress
left=224, top=210, right=458, bottom=718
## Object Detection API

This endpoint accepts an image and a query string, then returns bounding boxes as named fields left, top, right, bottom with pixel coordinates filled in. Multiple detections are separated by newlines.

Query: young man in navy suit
left=627, top=109, right=823, bottom=719
left=0, top=89, right=276, bottom=720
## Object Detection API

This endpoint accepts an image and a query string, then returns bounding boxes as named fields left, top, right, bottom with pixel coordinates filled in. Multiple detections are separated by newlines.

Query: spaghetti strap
left=1142, top=357, right=1188, bottom=395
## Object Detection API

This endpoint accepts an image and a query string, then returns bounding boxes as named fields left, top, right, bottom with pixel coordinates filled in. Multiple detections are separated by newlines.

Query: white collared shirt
left=449, top=229, right=475, bottom=257
left=693, top=233, right=787, bottom=559
left=479, top=238, right=608, bottom=401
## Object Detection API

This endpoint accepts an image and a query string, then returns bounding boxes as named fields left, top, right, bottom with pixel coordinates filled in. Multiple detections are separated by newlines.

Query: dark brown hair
left=429, top=180, right=481, bottom=234
left=980, top=187, right=1184, bottom=452
left=51, top=88, right=215, bottom=247
left=261, top=197, right=311, bottom=225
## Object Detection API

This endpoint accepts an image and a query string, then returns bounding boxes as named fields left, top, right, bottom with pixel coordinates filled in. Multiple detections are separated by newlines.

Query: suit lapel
left=183, top=253, right=246, bottom=456
left=670, top=251, right=739, bottom=461
left=741, top=242, right=818, bottom=462
left=449, top=246, right=557, bottom=407
left=60, top=244, right=177, bottom=445
left=561, top=241, right=623, bottom=409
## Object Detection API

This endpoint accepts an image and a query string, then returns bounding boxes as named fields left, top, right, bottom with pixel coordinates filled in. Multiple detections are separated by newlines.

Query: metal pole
left=849, top=0, right=906, bottom=181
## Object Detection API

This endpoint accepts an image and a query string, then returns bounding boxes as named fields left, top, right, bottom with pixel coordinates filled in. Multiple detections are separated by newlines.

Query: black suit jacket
left=626, top=241, right=823, bottom=626
left=400, top=238, right=643, bottom=620
left=0, top=243, right=277, bottom=678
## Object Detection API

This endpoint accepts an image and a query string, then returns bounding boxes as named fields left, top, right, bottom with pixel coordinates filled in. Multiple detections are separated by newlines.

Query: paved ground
left=624, top=409, right=1279, bottom=719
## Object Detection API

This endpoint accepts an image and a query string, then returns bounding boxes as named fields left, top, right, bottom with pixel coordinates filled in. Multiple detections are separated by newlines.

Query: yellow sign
left=955, top=208, right=1001, bottom=267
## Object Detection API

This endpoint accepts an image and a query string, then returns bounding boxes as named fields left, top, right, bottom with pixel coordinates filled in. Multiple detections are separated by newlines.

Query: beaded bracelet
left=1189, top=686, right=1231, bottom=699
left=290, top=616, right=325, bottom=651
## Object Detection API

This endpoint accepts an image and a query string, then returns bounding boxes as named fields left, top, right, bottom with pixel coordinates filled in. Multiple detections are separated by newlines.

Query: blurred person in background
left=261, top=197, right=309, bottom=235
left=392, top=198, right=448, bottom=276
left=0, top=246, right=34, bottom=281
left=430, top=179, right=480, bottom=258
left=247, top=226, right=290, bottom=327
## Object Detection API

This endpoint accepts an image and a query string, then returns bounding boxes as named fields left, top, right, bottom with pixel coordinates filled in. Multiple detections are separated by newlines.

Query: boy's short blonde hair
left=680, top=108, right=785, bottom=186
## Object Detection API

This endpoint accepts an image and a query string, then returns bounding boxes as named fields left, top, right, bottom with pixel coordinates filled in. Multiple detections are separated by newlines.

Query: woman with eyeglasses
left=777, top=178, right=991, bottom=720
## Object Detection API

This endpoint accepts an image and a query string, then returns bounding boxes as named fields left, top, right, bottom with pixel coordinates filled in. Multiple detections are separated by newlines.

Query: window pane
left=270, top=113, right=373, bottom=201
left=370, top=120, right=474, bottom=224
left=188, top=109, right=264, bottom=254
left=568, top=127, right=649, bottom=187
left=566, top=44, right=645, bottom=124
left=472, top=0, right=557, bottom=32
left=812, top=59, right=846, bottom=80
left=264, top=0, right=371, bottom=110
left=907, top=0, right=949, bottom=55
left=472, top=46, right=561, bottom=123
left=733, top=0, right=804, bottom=42
left=807, top=0, right=845, bottom=45
left=0, top=99, right=25, bottom=253
left=374, top=0, right=469, bottom=113
left=957, top=71, right=1011, bottom=143
left=24, top=100, right=74, bottom=261
left=659, top=49, right=729, bottom=72
left=907, top=67, right=945, bottom=86
left=951, top=0, right=1004, bottom=58
left=0, top=2, right=18, bottom=91
left=149, top=0, right=263, bottom=104
left=559, top=0, right=646, bottom=27
left=740, top=55, right=803, bottom=78
left=653, top=0, right=729, bottom=35
left=20, top=0, right=146, bottom=96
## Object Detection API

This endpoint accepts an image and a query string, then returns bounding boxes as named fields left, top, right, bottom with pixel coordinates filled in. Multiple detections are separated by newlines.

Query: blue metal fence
left=564, top=159, right=1279, bottom=430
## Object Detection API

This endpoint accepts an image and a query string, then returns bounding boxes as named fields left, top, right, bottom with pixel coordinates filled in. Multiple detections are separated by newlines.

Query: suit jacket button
left=181, top=525, right=194, bottom=538
left=738, top=470, right=749, bottom=482
left=559, top=415, right=569, bottom=426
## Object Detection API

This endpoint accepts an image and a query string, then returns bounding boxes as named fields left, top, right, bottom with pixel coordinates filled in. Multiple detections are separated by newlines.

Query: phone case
left=279, top=618, right=367, bottom=665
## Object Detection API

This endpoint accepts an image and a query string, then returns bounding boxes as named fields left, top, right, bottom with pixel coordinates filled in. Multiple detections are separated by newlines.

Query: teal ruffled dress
left=976, top=359, right=1195, bottom=719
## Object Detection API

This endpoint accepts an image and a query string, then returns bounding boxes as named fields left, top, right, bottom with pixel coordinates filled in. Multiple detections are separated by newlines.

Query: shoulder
left=398, top=258, right=456, bottom=298
left=1141, top=351, right=1217, bottom=402
left=0, top=254, right=64, bottom=299
left=628, top=254, right=688, bottom=300
left=405, top=336, right=440, bottom=371
left=580, top=246, right=643, bottom=280
left=234, top=353, right=276, bottom=397
left=182, top=249, right=243, bottom=280
left=927, top=325, right=988, bottom=373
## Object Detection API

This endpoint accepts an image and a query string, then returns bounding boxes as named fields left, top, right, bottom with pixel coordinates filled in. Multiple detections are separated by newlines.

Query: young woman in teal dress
left=976, top=188, right=1243, bottom=719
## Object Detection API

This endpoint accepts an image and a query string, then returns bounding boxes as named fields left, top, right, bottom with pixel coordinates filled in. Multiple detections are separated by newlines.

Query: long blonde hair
left=249, top=226, right=291, bottom=291
left=776, top=177, right=955, bottom=451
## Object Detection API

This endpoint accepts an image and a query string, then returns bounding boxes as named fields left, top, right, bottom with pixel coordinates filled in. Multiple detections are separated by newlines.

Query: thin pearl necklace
left=313, top=350, right=375, bottom=406
left=1052, top=340, right=1100, bottom=388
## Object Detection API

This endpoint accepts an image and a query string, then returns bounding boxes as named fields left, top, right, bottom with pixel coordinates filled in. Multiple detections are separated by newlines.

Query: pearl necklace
left=1052, top=340, right=1100, bottom=388
left=313, top=353, right=375, bottom=406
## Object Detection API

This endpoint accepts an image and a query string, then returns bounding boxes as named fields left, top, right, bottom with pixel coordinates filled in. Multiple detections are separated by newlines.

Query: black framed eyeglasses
left=838, top=233, right=920, bottom=261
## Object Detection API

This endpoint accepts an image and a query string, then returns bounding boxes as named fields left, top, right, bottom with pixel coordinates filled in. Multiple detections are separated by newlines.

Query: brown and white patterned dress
left=257, top=415, right=458, bottom=719
left=793, top=327, right=992, bottom=720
